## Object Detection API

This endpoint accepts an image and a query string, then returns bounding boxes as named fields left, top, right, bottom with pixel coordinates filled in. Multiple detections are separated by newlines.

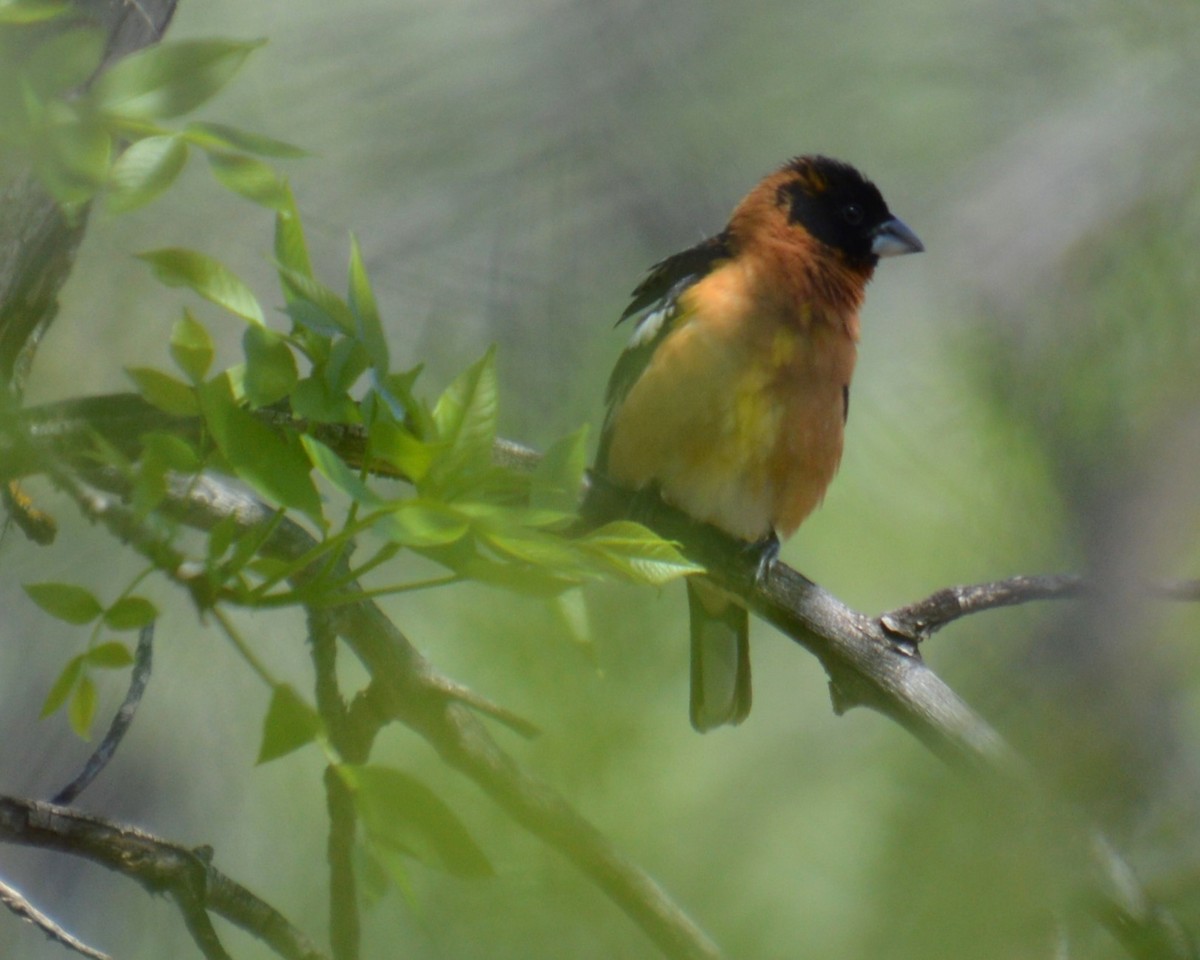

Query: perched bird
left=595, top=155, right=922, bottom=731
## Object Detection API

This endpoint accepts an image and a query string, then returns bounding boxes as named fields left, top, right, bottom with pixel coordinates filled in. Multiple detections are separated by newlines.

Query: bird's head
left=737, top=155, right=923, bottom=274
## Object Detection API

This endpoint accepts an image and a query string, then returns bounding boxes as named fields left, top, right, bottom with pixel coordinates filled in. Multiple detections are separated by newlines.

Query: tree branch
left=52, top=622, right=154, bottom=805
left=880, top=574, right=1089, bottom=642
left=0, top=796, right=328, bottom=960
left=0, top=875, right=111, bottom=960
left=12, top=396, right=1199, bottom=959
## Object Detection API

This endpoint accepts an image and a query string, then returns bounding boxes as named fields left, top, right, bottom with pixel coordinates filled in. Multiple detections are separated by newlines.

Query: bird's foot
left=745, top=531, right=780, bottom=586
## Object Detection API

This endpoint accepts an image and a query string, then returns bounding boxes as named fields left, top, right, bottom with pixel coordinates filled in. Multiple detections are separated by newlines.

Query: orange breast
left=605, top=259, right=857, bottom=542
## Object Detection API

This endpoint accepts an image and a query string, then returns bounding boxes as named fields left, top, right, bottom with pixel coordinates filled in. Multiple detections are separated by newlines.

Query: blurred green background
left=4, top=0, right=1200, bottom=957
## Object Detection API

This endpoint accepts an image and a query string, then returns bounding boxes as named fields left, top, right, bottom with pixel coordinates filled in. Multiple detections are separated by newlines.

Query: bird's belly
left=605, top=321, right=849, bottom=542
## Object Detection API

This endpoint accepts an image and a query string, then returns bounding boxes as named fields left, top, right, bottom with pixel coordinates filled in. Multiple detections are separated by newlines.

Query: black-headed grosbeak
left=596, top=155, right=922, bottom=731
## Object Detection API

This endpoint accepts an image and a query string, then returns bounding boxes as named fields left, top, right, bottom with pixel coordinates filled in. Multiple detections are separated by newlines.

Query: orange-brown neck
left=725, top=179, right=874, bottom=332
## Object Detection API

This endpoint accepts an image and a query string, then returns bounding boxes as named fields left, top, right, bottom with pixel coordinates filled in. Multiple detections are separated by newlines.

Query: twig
left=136, top=470, right=726, bottom=960
left=880, top=574, right=1089, bottom=642
left=583, top=475, right=1195, bottom=960
left=17, top=399, right=1199, bottom=960
left=0, top=796, right=328, bottom=960
left=310, top=609, right=363, bottom=960
left=0, top=875, right=112, bottom=960
left=52, top=623, right=154, bottom=804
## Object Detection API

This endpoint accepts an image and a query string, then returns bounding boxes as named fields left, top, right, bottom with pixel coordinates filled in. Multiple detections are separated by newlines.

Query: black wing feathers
left=617, top=231, right=732, bottom=324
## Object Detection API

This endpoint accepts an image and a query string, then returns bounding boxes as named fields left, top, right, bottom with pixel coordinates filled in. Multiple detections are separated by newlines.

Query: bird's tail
left=687, top=578, right=751, bottom=731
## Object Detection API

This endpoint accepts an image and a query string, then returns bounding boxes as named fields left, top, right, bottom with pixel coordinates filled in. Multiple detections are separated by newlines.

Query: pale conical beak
left=871, top=217, right=924, bottom=257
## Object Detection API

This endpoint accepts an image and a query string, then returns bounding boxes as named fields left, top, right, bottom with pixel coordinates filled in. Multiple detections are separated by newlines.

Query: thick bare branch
left=0, top=796, right=328, bottom=960
left=13, top=396, right=1198, bottom=959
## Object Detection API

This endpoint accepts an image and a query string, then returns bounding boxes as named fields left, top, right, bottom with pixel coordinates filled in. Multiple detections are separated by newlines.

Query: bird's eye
left=840, top=203, right=864, bottom=226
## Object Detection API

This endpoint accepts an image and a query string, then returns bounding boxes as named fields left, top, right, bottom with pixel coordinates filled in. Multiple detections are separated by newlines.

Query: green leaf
left=579, top=521, right=704, bottom=585
left=68, top=674, right=96, bottom=739
left=275, top=263, right=355, bottom=336
left=531, top=425, right=589, bottom=512
left=107, top=134, right=188, bottom=213
left=199, top=373, right=323, bottom=525
left=427, top=348, right=498, bottom=497
left=369, top=416, right=434, bottom=483
left=40, top=655, right=83, bottom=717
left=92, top=39, right=265, bottom=121
left=257, top=684, right=322, bottom=764
left=142, top=430, right=201, bottom=472
left=348, top=235, right=388, bottom=373
left=273, top=183, right=313, bottom=281
left=377, top=499, right=469, bottom=547
left=207, top=151, right=289, bottom=209
left=102, top=597, right=157, bottom=631
left=31, top=100, right=112, bottom=205
left=184, top=121, right=305, bottom=158
left=324, top=336, right=369, bottom=394
left=126, top=366, right=198, bottom=416
left=371, top=364, right=428, bottom=433
left=0, top=1, right=71, bottom=24
left=86, top=641, right=135, bottom=668
left=477, top=524, right=589, bottom=573
left=290, top=376, right=359, bottom=424
left=242, top=325, right=298, bottom=408
left=138, top=248, right=265, bottom=326
left=301, top=435, right=380, bottom=507
left=342, top=765, right=492, bottom=878
left=22, top=25, right=105, bottom=97
left=24, top=582, right=103, bottom=624
left=169, top=311, right=214, bottom=384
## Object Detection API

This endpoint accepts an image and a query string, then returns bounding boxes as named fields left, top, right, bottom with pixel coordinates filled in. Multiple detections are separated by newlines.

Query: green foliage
left=25, top=582, right=152, bottom=737
left=340, top=764, right=493, bottom=880
left=0, top=20, right=300, bottom=210
left=257, top=683, right=323, bottom=763
left=116, top=189, right=699, bottom=615
left=137, top=248, right=265, bottom=325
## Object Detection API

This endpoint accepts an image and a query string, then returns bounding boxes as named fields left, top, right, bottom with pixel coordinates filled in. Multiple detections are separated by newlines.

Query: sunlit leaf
left=342, top=764, right=493, bottom=878
left=580, top=521, right=703, bottom=585
left=207, top=150, right=289, bottom=209
left=276, top=263, right=355, bottom=336
left=426, top=348, right=498, bottom=498
left=531, top=425, right=589, bottom=513
left=242, top=325, right=298, bottom=408
left=290, top=376, right=359, bottom=424
left=138, top=247, right=265, bottom=326
left=325, top=336, right=369, bottom=394
left=40, top=655, right=82, bottom=717
left=102, top=597, right=157, bottom=631
left=257, top=684, right=322, bottom=764
left=273, top=183, right=313, bottom=281
left=142, top=430, right=201, bottom=472
left=107, top=134, right=188, bottom=213
left=68, top=674, right=96, bottom=739
left=369, top=416, right=434, bottom=483
left=0, top=1, right=71, bottom=24
left=184, top=121, right=305, bottom=158
left=22, top=25, right=104, bottom=97
left=92, top=39, right=265, bottom=121
left=170, top=311, right=214, bottom=384
left=377, top=499, right=469, bottom=547
left=348, top=235, right=388, bottom=373
left=302, top=435, right=381, bottom=507
left=199, top=373, right=322, bottom=525
left=24, top=581, right=103, bottom=624
left=126, top=366, right=198, bottom=416
left=86, top=641, right=135, bottom=667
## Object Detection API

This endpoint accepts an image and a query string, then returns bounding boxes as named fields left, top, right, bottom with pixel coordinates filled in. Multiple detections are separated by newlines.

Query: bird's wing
left=595, top=232, right=732, bottom=473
